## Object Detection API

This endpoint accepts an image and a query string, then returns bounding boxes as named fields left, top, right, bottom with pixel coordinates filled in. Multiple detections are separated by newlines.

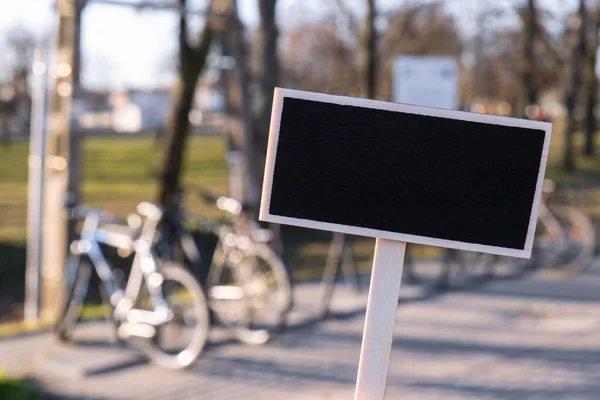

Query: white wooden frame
left=259, top=88, right=553, bottom=259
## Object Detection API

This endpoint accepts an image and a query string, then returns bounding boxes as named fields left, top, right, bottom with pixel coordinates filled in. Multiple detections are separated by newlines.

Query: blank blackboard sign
left=260, top=88, right=552, bottom=258
left=259, top=88, right=552, bottom=399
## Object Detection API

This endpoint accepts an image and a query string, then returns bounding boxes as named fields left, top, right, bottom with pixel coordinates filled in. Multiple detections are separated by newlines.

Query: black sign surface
left=260, top=88, right=552, bottom=258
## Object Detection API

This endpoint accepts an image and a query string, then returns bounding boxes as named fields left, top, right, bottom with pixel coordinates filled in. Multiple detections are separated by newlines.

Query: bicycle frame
left=70, top=206, right=173, bottom=331
left=158, top=204, right=202, bottom=268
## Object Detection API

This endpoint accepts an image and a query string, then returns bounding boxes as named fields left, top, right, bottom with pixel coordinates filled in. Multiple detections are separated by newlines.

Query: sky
left=0, top=0, right=579, bottom=91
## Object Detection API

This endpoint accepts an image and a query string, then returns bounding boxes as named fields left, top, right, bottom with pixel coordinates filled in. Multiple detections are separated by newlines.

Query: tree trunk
left=522, top=0, right=538, bottom=112
left=359, top=0, right=377, bottom=99
left=156, top=4, right=213, bottom=205
left=221, top=27, right=253, bottom=204
left=157, top=79, right=200, bottom=205
left=228, top=2, right=258, bottom=208
left=255, top=0, right=288, bottom=258
left=584, top=9, right=599, bottom=156
left=219, top=31, right=243, bottom=201
left=253, top=0, right=279, bottom=197
left=563, top=0, right=587, bottom=171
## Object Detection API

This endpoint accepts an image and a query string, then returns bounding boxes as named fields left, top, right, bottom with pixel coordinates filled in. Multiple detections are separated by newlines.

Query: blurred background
left=0, top=0, right=599, bottom=398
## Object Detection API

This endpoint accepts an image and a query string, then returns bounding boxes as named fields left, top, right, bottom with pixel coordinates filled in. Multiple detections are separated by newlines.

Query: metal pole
left=24, top=46, right=50, bottom=324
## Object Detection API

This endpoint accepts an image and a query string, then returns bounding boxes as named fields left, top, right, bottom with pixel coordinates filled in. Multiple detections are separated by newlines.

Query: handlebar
left=184, top=183, right=254, bottom=215
left=541, top=179, right=556, bottom=203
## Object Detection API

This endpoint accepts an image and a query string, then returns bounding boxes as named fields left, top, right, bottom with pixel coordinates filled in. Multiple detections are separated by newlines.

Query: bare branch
left=85, top=0, right=209, bottom=15
left=333, top=0, right=359, bottom=36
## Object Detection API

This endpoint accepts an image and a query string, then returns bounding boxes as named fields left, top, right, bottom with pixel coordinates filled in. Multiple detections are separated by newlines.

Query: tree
left=0, top=26, right=38, bottom=144
left=359, top=0, right=377, bottom=99
left=280, top=20, right=359, bottom=96
left=221, top=0, right=258, bottom=207
left=223, top=0, right=280, bottom=213
left=4, top=26, right=36, bottom=90
left=583, top=4, right=600, bottom=156
left=563, top=0, right=587, bottom=171
left=252, top=0, right=278, bottom=191
left=156, top=0, right=214, bottom=205
left=516, top=0, right=566, bottom=117
left=379, top=2, right=462, bottom=101
left=522, top=0, right=539, bottom=111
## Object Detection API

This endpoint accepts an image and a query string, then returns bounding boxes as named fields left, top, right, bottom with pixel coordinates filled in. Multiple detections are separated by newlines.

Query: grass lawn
left=0, top=134, right=381, bottom=320
left=1, top=128, right=600, bottom=330
left=0, top=134, right=229, bottom=243
left=0, top=371, right=47, bottom=400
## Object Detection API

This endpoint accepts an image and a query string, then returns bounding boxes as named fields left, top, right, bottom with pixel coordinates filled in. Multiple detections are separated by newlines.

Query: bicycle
left=491, top=179, right=596, bottom=278
left=54, top=200, right=210, bottom=369
left=405, top=179, right=596, bottom=285
left=153, top=185, right=293, bottom=345
left=403, top=245, right=493, bottom=290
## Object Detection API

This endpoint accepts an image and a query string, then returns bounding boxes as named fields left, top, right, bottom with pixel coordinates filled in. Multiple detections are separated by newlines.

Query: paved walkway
left=1, top=262, right=600, bottom=399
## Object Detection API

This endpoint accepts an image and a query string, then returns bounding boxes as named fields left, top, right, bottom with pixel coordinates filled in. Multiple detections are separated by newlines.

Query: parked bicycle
left=491, top=179, right=596, bottom=278
left=54, top=200, right=210, bottom=369
left=152, top=184, right=293, bottom=345
left=403, top=246, right=492, bottom=290
left=403, top=179, right=595, bottom=286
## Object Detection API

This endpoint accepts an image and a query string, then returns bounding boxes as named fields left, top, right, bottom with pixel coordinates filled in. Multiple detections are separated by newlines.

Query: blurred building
left=129, top=88, right=171, bottom=131
left=0, top=82, right=31, bottom=140
left=75, top=85, right=225, bottom=135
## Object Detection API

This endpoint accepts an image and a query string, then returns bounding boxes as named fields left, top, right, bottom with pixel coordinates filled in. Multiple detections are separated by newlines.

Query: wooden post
left=354, top=239, right=405, bottom=400
left=41, top=0, right=84, bottom=321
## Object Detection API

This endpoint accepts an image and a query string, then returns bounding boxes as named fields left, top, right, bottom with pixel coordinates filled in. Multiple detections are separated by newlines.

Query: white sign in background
left=393, top=55, right=459, bottom=110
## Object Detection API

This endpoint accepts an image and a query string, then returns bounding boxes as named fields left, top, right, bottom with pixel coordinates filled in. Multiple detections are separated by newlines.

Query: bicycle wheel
left=54, top=255, right=92, bottom=342
left=538, top=205, right=596, bottom=277
left=207, top=243, right=292, bottom=345
left=402, top=245, right=450, bottom=290
left=139, top=264, right=210, bottom=369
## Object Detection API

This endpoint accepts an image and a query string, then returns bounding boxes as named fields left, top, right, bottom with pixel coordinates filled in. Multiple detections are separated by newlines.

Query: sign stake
left=354, top=239, right=406, bottom=400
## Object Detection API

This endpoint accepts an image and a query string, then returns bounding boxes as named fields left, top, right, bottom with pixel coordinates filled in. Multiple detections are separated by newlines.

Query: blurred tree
left=253, top=0, right=278, bottom=186
left=280, top=19, right=359, bottom=96
left=157, top=0, right=214, bottom=205
left=446, top=1, right=565, bottom=116
left=522, top=0, right=539, bottom=111
left=4, top=26, right=37, bottom=93
left=563, top=0, right=587, bottom=171
left=359, top=0, right=377, bottom=99
left=583, top=4, right=600, bottom=156
left=379, top=2, right=462, bottom=101
left=469, top=7, right=518, bottom=110
left=383, top=2, right=461, bottom=59
left=0, top=26, right=38, bottom=144
left=221, top=0, right=257, bottom=207
left=218, top=0, right=280, bottom=211
left=516, top=0, right=565, bottom=116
